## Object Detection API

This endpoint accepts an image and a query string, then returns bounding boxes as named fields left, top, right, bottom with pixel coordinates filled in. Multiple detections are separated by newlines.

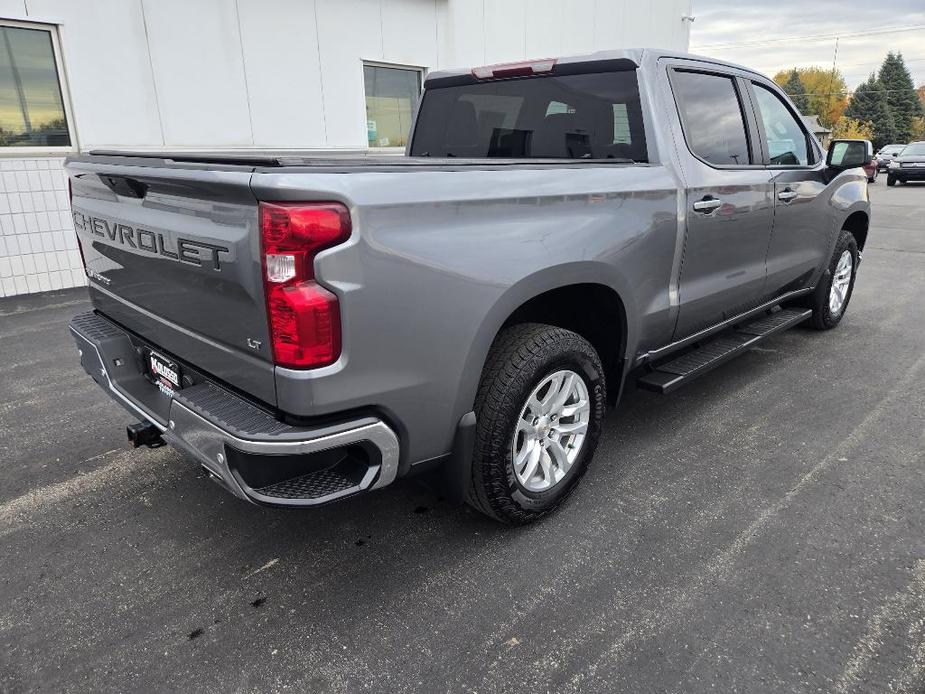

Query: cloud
left=689, top=0, right=925, bottom=89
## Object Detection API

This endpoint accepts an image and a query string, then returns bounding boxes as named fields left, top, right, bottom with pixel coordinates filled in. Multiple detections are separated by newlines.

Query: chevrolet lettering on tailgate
left=72, top=211, right=230, bottom=270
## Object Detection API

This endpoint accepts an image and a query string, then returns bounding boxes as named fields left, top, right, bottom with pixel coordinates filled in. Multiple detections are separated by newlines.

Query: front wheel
left=805, top=230, right=858, bottom=330
left=887, top=175, right=896, bottom=186
left=467, top=323, right=606, bottom=524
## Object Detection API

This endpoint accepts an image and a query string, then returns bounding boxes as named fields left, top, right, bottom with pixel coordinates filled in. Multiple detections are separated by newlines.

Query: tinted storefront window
left=0, top=25, right=70, bottom=148
left=364, top=64, right=421, bottom=148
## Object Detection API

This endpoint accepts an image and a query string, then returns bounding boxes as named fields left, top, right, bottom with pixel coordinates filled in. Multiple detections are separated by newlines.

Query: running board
left=637, top=308, right=812, bottom=394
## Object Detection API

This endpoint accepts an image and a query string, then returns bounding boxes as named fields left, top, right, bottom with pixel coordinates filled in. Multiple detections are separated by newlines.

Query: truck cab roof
left=424, top=48, right=765, bottom=87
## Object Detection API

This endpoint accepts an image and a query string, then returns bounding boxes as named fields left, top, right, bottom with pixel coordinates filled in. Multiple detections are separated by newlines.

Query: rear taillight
left=259, top=202, right=351, bottom=369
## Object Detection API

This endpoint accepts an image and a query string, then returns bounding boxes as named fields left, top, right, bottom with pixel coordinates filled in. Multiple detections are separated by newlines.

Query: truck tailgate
left=67, top=158, right=276, bottom=406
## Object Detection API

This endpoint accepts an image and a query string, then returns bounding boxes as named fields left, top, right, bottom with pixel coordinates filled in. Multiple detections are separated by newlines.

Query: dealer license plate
left=148, top=351, right=181, bottom=391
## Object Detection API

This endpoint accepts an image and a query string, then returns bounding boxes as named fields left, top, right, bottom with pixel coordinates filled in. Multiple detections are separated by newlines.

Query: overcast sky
left=688, top=0, right=925, bottom=91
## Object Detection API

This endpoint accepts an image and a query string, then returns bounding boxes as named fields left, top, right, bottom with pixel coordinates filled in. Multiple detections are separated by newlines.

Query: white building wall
left=0, top=156, right=83, bottom=297
left=237, top=0, right=328, bottom=147
left=0, top=0, right=691, bottom=298
left=144, top=0, right=254, bottom=147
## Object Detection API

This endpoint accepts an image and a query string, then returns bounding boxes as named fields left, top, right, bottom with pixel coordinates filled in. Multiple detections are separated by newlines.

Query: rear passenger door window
left=671, top=70, right=751, bottom=166
left=751, top=83, right=811, bottom=166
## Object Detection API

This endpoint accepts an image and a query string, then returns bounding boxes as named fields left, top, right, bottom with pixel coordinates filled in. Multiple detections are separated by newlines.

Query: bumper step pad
left=255, top=466, right=358, bottom=500
left=637, top=308, right=812, bottom=394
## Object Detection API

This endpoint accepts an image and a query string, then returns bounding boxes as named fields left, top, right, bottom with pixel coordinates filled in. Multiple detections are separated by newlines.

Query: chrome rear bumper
left=69, top=311, right=400, bottom=507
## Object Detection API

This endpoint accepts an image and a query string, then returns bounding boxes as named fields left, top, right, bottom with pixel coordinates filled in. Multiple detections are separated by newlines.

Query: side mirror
left=827, top=139, right=873, bottom=171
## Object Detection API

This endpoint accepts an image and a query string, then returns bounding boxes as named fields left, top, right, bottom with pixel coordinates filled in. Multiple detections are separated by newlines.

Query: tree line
left=774, top=52, right=925, bottom=149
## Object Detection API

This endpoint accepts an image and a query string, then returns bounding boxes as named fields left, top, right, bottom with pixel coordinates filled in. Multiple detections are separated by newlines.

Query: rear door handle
left=777, top=188, right=798, bottom=203
left=692, top=196, right=723, bottom=213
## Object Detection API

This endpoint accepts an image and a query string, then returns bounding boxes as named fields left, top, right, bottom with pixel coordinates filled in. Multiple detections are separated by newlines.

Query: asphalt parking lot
left=1, top=183, right=924, bottom=693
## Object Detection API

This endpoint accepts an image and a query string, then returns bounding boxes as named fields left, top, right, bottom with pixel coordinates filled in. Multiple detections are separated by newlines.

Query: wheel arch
left=841, top=209, right=869, bottom=254
left=452, top=264, right=637, bottom=421
left=500, top=284, right=628, bottom=405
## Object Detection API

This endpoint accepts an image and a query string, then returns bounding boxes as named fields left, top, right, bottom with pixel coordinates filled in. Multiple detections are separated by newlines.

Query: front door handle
left=778, top=188, right=798, bottom=203
left=692, top=196, right=723, bottom=213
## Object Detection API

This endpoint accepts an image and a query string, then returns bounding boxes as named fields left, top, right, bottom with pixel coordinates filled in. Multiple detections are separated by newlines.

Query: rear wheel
left=805, top=230, right=858, bottom=330
left=467, top=323, right=606, bottom=524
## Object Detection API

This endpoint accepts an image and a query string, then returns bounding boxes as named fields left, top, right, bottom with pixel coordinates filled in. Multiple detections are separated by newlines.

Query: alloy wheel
left=829, top=249, right=853, bottom=316
left=511, top=369, right=591, bottom=492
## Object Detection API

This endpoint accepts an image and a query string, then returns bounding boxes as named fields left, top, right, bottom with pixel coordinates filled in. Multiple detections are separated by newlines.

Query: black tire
left=467, top=323, right=606, bottom=524
left=804, top=230, right=858, bottom=330
left=887, top=175, right=896, bottom=187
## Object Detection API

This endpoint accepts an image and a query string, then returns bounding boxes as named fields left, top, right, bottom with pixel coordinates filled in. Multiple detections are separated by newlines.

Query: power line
left=838, top=56, right=925, bottom=69
left=694, top=23, right=925, bottom=50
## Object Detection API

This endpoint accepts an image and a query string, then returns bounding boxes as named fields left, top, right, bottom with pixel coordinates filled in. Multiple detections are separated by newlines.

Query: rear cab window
left=409, top=69, right=647, bottom=161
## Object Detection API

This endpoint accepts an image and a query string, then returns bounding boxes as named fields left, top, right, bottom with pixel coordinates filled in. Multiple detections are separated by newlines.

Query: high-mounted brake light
left=259, top=202, right=351, bottom=369
left=471, top=58, right=557, bottom=80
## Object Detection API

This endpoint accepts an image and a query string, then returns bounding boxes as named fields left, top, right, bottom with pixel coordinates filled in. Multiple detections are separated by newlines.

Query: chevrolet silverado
left=67, top=49, right=872, bottom=524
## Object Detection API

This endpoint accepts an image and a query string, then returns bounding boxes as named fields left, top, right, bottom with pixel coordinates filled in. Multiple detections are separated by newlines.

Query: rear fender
left=451, top=261, right=637, bottom=425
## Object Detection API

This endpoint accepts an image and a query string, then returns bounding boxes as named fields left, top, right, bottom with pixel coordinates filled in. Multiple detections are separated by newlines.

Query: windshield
left=410, top=70, right=647, bottom=161
left=879, top=145, right=904, bottom=153
left=900, top=143, right=925, bottom=156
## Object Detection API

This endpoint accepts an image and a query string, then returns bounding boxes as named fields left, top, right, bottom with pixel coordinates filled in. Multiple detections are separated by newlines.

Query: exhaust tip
left=126, top=421, right=164, bottom=449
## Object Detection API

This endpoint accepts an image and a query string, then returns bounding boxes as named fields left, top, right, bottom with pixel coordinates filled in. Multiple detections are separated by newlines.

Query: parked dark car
left=863, top=155, right=878, bottom=183
left=887, top=141, right=925, bottom=186
left=877, top=144, right=906, bottom=171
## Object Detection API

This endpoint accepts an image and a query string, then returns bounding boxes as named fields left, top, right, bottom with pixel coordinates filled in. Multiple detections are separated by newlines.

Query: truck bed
left=66, top=147, right=674, bottom=462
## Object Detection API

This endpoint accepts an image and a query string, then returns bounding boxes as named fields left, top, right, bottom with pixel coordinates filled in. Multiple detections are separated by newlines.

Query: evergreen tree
left=783, top=69, right=810, bottom=113
left=878, top=52, right=924, bottom=143
left=845, top=74, right=897, bottom=149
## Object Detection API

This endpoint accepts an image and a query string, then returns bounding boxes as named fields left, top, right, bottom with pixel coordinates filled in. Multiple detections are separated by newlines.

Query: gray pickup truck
left=67, top=49, right=871, bottom=524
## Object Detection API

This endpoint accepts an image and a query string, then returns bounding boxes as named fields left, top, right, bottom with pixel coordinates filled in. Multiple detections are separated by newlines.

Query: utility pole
left=825, top=35, right=840, bottom=127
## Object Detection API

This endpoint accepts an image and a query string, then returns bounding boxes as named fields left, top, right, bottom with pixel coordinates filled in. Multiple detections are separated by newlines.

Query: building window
left=612, top=103, right=631, bottom=144
left=0, top=22, right=72, bottom=150
left=363, top=63, right=422, bottom=149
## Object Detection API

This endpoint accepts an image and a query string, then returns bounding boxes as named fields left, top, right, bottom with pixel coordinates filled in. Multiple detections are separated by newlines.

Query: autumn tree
left=844, top=74, right=897, bottom=148
left=782, top=70, right=810, bottom=113
left=773, top=67, right=849, bottom=128
left=913, top=81, right=925, bottom=140
left=878, top=52, right=924, bottom=143
left=916, top=86, right=925, bottom=137
left=911, top=115, right=925, bottom=141
left=831, top=117, right=874, bottom=141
